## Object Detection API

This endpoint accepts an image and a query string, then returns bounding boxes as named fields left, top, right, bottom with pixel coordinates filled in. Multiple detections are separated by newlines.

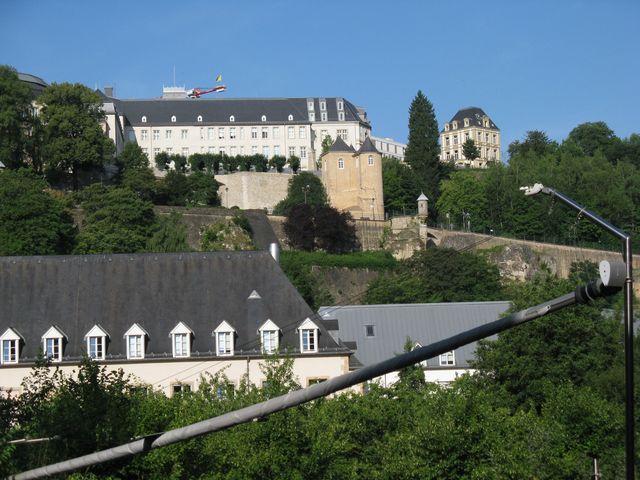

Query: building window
left=142, top=148, right=148, bottom=157
left=338, top=112, right=345, bottom=121
left=85, top=325, right=109, bottom=361
left=262, top=330, right=278, bottom=354
left=320, top=101, right=326, bottom=110
left=208, top=128, right=215, bottom=140
left=166, top=147, right=173, bottom=154
left=229, top=115, right=235, bottom=122
left=251, top=145, right=258, bottom=155
left=219, top=146, right=225, bottom=155
left=300, top=146, right=306, bottom=159
left=261, top=115, right=267, bottom=122
left=141, top=129, right=148, bottom=141
left=493, top=134, right=497, bottom=144
left=478, top=132, right=482, bottom=141
left=171, top=115, right=176, bottom=123
left=153, top=147, right=160, bottom=158
left=321, top=112, right=327, bottom=122
left=274, top=145, right=280, bottom=156
left=172, top=383, right=191, bottom=395
left=153, top=129, right=160, bottom=140
left=337, top=129, right=348, bottom=140
left=453, top=135, right=458, bottom=145
left=2, top=339, right=18, bottom=364
left=307, top=378, right=327, bottom=386
left=464, top=118, right=469, bottom=127
left=229, top=127, right=236, bottom=139
left=298, top=127, right=306, bottom=139
left=454, top=151, right=459, bottom=160
left=208, top=146, right=215, bottom=154
left=486, top=133, right=490, bottom=142
left=445, top=136, right=450, bottom=146
left=465, top=133, right=469, bottom=140
left=452, top=121, right=457, bottom=129
left=218, top=128, right=225, bottom=140
left=251, top=127, right=258, bottom=139
left=217, top=331, right=233, bottom=356
left=124, top=323, right=147, bottom=359
left=337, top=101, right=343, bottom=110
left=287, top=127, right=295, bottom=139
left=368, top=155, right=374, bottom=166
left=230, top=146, right=237, bottom=156
left=262, top=127, right=268, bottom=139
left=309, top=112, right=315, bottom=122
left=197, top=115, right=203, bottom=122
left=288, top=114, right=294, bottom=121
left=439, top=351, right=455, bottom=366
left=338, top=157, right=344, bottom=169
left=300, top=329, right=317, bottom=353
left=42, top=326, right=66, bottom=363
left=308, top=101, right=314, bottom=110
left=239, top=127, right=244, bottom=139
left=263, top=146, right=270, bottom=157
left=273, top=127, right=279, bottom=139
left=288, top=146, right=296, bottom=157
left=182, top=147, right=189, bottom=156
left=141, top=116, right=147, bottom=123
left=181, top=129, right=188, bottom=139
left=444, top=123, right=449, bottom=131
left=170, top=322, right=193, bottom=358
left=365, top=325, right=375, bottom=337
left=165, top=129, right=172, bottom=140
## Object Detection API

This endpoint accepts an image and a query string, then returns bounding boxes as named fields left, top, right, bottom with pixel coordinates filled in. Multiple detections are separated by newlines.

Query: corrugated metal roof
left=318, top=301, right=512, bottom=368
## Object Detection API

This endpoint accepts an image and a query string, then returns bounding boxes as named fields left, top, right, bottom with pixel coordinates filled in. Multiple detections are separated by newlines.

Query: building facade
left=440, top=107, right=500, bottom=168
left=0, top=252, right=351, bottom=396
left=101, top=87, right=372, bottom=173
left=370, top=135, right=406, bottom=161
left=321, top=136, right=385, bottom=221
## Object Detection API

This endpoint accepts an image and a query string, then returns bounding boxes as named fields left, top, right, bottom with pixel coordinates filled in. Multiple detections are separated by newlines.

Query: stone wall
left=215, top=171, right=293, bottom=211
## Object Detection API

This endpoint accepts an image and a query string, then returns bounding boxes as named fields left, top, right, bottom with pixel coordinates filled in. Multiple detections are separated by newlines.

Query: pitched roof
left=356, top=136, right=379, bottom=154
left=328, top=135, right=355, bottom=153
left=443, top=107, right=499, bottom=132
left=318, top=301, right=512, bottom=369
left=0, top=252, right=347, bottom=362
left=106, top=96, right=367, bottom=127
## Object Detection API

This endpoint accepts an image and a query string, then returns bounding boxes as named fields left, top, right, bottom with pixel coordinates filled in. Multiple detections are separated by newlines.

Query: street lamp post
left=522, top=183, right=634, bottom=480
left=302, top=184, right=310, bottom=204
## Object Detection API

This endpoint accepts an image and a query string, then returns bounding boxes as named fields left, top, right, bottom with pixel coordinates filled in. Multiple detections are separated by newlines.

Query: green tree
left=321, top=134, right=334, bottom=156
left=273, top=171, right=328, bottom=215
left=436, top=170, right=489, bottom=231
left=566, top=121, right=618, bottom=158
left=39, top=83, right=115, bottom=190
left=0, top=65, right=34, bottom=170
left=117, top=142, right=149, bottom=173
left=404, top=90, right=442, bottom=202
left=268, top=155, right=287, bottom=173
left=365, top=247, right=503, bottom=304
left=74, top=186, right=156, bottom=253
left=288, top=155, right=300, bottom=173
left=508, top=130, right=557, bottom=158
left=382, top=156, right=423, bottom=214
left=396, top=338, right=426, bottom=391
left=0, top=169, right=76, bottom=255
left=284, top=204, right=359, bottom=254
left=461, top=138, right=480, bottom=162
left=121, top=166, right=157, bottom=202
left=147, top=212, right=191, bottom=252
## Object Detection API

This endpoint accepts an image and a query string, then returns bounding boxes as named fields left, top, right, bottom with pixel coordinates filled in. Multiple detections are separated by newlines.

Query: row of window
left=443, top=132, right=498, bottom=146
left=444, top=118, right=491, bottom=131
left=144, top=145, right=308, bottom=160
left=0, top=318, right=321, bottom=365
left=444, top=149, right=498, bottom=161
left=308, top=99, right=343, bottom=112
left=336, top=156, right=375, bottom=169
left=139, top=111, right=343, bottom=125
left=139, top=126, right=311, bottom=142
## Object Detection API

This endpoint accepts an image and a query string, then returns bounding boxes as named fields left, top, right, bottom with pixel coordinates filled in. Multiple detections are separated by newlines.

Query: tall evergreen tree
left=404, top=90, right=441, bottom=202
left=0, top=65, right=35, bottom=170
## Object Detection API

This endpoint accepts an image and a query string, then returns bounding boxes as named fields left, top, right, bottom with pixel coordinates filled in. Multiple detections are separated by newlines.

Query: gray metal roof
left=318, top=301, right=512, bottom=369
left=107, top=96, right=367, bottom=127
left=0, top=252, right=346, bottom=363
left=443, top=107, right=499, bottom=132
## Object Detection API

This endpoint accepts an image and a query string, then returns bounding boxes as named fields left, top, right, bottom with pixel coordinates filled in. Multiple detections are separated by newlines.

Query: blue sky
left=2, top=0, right=638, bottom=155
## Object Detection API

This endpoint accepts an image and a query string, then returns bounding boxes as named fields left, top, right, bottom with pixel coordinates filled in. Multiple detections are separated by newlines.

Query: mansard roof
left=106, top=95, right=367, bottom=127
left=356, top=136, right=380, bottom=154
left=0, top=252, right=346, bottom=362
left=444, top=107, right=499, bottom=132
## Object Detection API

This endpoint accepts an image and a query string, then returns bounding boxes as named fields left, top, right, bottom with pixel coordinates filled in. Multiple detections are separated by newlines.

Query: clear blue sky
left=2, top=0, right=638, bottom=156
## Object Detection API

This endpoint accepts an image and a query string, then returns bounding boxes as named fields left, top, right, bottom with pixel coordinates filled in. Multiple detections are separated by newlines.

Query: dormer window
left=229, top=115, right=235, bottom=122
left=444, top=123, right=449, bottom=131
left=338, top=112, right=345, bottom=121
left=452, top=121, right=458, bottom=129
left=309, top=112, right=315, bottom=122
left=124, top=323, right=148, bottom=360
left=320, top=100, right=326, bottom=110
left=213, top=321, right=236, bottom=356
left=85, top=325, right=109, bottom=360
left=337, top=100, right=344, bottom=110
left=42, top=326, right=67, bottom=362
left=288, top=114, right=294, bottom=121
left=197, top=115, right=203, bottom=122
left=321, top=112, right=327, bottom=122
left=307, top=100, right=314, bottom=111
left=170, top=322, right=193, bottom=358
left=439, top=350, right=455, bottom=366
left=261, top=115, right=267, bottom=122
left=1, top=328, right=23, bottom=365
left=298, top=318, right=319, bottom=353
left=171, top=115, right=177, bottom=123
left=141, top=116, right=147, bottom=123
left=258, top=319, right=280, bottom=354
left=464, top=118, right=469, bottom=127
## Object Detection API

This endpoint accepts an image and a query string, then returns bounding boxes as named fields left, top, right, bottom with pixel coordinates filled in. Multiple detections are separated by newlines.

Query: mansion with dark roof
left=102, top=85, right=372, bottom=173
left=440, top=107, right=501, bottom=168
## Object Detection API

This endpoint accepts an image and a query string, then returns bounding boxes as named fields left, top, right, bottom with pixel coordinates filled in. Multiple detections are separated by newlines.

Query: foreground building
left=0, top=252, right=351, bottom=396
left=318, top=301, right=512, bottom=386
left=440, top=107, right=501, bottom=168
left=101, top=86, right=372, bottom=172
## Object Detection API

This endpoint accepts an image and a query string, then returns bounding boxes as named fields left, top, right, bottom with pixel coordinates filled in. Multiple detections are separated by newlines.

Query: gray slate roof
left=0, top=252, right=346, bottom=363
left=444, top=107, right=499, bottom=132
left=105, top=95, right=367, bottom=127
left=318, top=301, right=512, bottom=369
left=18, top=72, right=48, bottom=97
left=327, top=135, right=355, bottom=153
left=357, top=136, right=379, bottom=154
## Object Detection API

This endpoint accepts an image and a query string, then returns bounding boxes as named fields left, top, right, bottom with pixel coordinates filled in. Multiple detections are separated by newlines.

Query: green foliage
left=155, top=170, right=219, bottom=207
left=320, top=134, right=333, bottom=157
left=121, top=166, right=157, bottom=202
left=508, top=130, right=558, bottom=158
left=273, top=171, right=328, bottom=215
left=404, top=90, right=443, bottom=204
left=365, top=247, right=503, bottom=304
left=147, top=212, right=191, bottom=253
left=278, top=254, right=334, bottom=310
left=74, top=186, right=156, bottom=254
left=39, top=83, right=115, bottom=190
left=200, top=218, right=254, bottom=251
left=395, top=338, right=426, bottom=391
left=279, top=250, right=396, bottom=271
left=0, top=65, right=34, bottom=170
left=288, top=155, right=300, bottom=173
left=268, top=154, right=287, bottom=172
left=436, top=170, right=488, bottom=230
left=0, top=168, right=76, bottom=255
left=461, top=138, right=480, bottom=161
left=382, top=156, right=423, bottom=213
left=117, top=142, right=149, bottom=172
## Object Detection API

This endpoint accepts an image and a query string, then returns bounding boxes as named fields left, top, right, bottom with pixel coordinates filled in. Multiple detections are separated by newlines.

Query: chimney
left=247, top=290, right=265, bottom=345
left=269, top=243, right=279, bottom=263
left=104, top=86, right=113, bottom=97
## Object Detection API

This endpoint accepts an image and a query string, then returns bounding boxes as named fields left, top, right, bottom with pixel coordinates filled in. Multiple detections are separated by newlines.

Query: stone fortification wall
left=215, top=172, right=293, bottom=211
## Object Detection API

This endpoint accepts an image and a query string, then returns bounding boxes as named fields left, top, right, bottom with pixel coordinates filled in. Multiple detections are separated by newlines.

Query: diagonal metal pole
left=8, top=276, right=621, bottom=480
left=522, top=183, right=634, bottom=480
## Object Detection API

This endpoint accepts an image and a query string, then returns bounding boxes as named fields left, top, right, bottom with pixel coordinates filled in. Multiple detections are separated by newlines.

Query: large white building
left=102, top=86, right=372, bottom=173
left=370, top=135, right=406, bottom=161
left=440, top=107, right=501, bottom=168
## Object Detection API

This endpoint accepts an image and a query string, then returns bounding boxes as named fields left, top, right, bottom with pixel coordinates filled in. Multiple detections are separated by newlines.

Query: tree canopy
left=273, top=171, right=328, bottom=215
left=0, top=65, right=35, bottom=170
left=382, top=156, right=423, bottom=214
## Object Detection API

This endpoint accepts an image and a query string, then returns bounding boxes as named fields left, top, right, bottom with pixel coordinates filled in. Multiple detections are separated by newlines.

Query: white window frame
left=229, top=127, right=236, bottom=139
left=170, top=322, right=193, bottom=358
left=300, top=146, right=306, bottom=159
left=218, top=128, right=225, bottom=140
left=153, top=129, right=160, bottom=140
left=171, top=115, right=176, bottom=123
left=124, top=323, right=148, bottom=360
left=338, top=112, right=345, bottom=121
left=288, top=146, right=295, bottom=157
left=141, top=116, right=147, bottom=123
left=251, top=127, right=258, bottom=139
left=299, top=127, right=306, bottom=139
left=85, top=325, right=109, bottom=361
left=439, top=350, right=455, bottom=366
left=197, top=115, right=203, bottom=122
left=258, top=319, right=280, bottom=354
left=141, top=129, right=148, bottom=141
left=181, top=129, right=188, bottom=140
left=298, top=318, right=319, bottom=353
left=42, top=326, right=66, bottom=363
left=1, top=328, right=23, bottom=365
left=338, top=158, right=344, bottom=169
left=214, top=321, right=235, bottom=356
left=165, top=129, right=172, bottom=140
left=368, top=155, right=374, bottom=166
left=321, top=112, right=327, bottom=122
left=287, top=127, right=295, bottom=139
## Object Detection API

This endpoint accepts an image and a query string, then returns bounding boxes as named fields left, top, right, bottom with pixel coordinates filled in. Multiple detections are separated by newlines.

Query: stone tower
left=321, top=136, right=384, bottom=220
